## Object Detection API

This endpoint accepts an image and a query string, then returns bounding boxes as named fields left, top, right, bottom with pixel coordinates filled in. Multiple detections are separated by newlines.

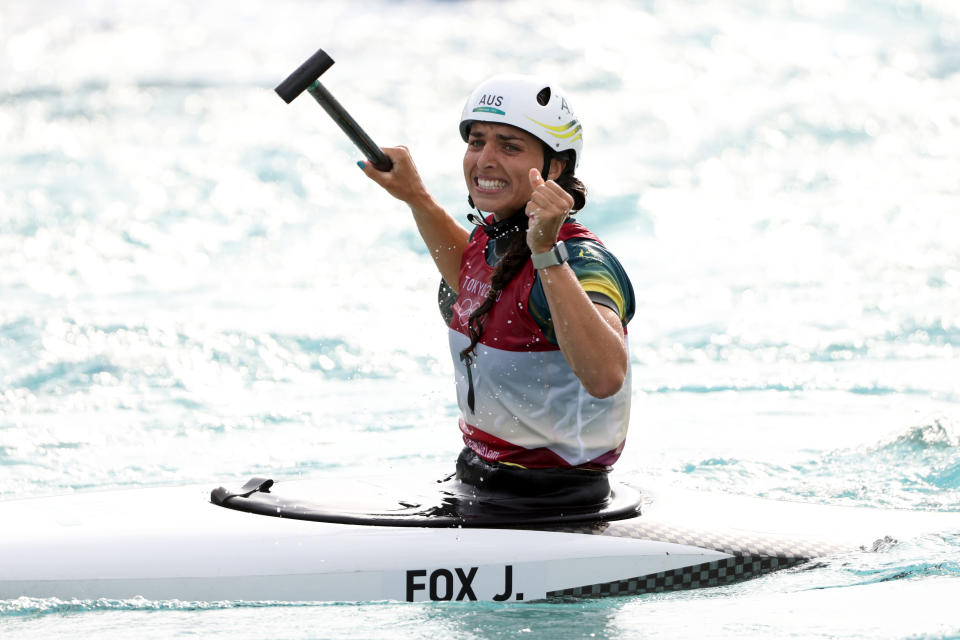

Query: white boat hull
left=2, top=477, right=958, bottom=602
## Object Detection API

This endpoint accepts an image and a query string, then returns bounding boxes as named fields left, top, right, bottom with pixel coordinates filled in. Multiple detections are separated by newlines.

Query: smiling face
left=463, top=122, right=551, bottom=220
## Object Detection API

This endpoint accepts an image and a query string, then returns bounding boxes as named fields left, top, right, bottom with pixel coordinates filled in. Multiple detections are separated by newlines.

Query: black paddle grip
left=274, top=48, right=335, bottom=104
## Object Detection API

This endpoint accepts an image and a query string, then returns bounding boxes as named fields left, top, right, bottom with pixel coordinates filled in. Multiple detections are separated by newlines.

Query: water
left=2, top=0, right=959, bottom=637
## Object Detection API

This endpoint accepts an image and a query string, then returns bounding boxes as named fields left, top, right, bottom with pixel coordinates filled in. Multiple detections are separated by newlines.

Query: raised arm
left=525, top=168, right=628, bottom=398
left=360, top=147, right=469, bottom=292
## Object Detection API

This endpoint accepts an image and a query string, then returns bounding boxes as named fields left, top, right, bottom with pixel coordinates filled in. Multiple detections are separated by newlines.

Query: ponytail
left=459, top=215, right=531, bottom=365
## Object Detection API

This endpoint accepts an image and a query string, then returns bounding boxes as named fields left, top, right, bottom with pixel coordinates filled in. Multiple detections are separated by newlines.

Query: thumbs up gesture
left=524, top=168, right=575, bottom=255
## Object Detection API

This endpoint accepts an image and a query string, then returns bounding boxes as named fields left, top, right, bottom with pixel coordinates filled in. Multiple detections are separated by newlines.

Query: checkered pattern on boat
left=541, top=518, right=847, bottom=599
left=546, top=555, right=804, bottom=598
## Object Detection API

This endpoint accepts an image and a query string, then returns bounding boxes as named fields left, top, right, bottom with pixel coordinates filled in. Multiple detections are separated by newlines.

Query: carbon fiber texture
left=541, top=518, right=848, bottom=598
left=546, top=555, right=805, bottom=598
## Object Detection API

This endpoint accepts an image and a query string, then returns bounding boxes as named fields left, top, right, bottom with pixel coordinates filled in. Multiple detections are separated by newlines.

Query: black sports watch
left=531, top=241, right=569, bottom=270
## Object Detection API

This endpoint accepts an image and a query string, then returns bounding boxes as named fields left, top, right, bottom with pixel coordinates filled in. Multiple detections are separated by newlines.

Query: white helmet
left=459, top=74, right=583, bottom=168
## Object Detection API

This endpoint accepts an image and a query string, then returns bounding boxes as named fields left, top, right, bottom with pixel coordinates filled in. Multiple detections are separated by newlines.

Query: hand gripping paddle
left=275, top=48, right=393, bottom=172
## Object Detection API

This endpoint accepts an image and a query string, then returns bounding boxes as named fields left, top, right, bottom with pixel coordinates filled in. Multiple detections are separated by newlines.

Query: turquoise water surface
left=2, top=0, right=960, bottom=638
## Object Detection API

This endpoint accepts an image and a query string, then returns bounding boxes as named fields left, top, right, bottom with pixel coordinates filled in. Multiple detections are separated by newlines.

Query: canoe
left=2, top=472, right=956, bottom=602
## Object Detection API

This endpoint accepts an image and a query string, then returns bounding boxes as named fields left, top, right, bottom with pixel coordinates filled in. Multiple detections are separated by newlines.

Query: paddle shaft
left=307, top=81, right=393, bottom=172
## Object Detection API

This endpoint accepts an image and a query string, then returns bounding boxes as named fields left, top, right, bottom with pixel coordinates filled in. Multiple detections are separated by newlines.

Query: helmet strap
left=467, top=208, right=525, bottom=240
left=540, top=142, right=555, bottom=180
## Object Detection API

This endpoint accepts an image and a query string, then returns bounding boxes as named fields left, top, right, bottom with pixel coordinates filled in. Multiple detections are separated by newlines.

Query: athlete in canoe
left=361, top=75, right=635, bottom=507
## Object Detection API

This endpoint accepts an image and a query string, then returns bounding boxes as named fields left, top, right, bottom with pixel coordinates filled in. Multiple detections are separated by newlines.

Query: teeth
left=477, top=178, right=507, bottom=190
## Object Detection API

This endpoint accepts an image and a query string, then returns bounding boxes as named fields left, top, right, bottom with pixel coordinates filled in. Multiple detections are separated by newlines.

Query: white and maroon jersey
left=448, top=219, right=633, bottom=470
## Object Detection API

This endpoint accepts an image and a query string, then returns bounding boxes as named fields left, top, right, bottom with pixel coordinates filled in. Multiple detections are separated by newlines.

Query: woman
left=361, top=75, right=634, bottom=507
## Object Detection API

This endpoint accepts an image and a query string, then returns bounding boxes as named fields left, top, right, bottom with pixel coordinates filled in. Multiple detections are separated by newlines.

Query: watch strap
left=531, top=241, right=569, bottom=270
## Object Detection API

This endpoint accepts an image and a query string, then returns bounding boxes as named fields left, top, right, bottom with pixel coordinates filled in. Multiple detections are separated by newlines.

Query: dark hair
left=552, top=149, right=587, bottom=212
left=459, top=147, right=588, bottom=364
